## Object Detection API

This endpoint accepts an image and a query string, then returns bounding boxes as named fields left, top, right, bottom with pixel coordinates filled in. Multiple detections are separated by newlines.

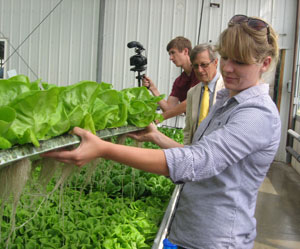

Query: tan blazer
left=183, top=75, right=224, bottom=145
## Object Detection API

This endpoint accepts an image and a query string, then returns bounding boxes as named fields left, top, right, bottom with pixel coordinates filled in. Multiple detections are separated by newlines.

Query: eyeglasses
left=192, top=60, right=214, bottom=69
left=228, top=14, right=271, bottom=44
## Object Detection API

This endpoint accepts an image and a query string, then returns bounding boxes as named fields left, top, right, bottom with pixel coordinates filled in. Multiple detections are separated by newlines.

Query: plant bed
left=0, top=128, right=183, bottom=249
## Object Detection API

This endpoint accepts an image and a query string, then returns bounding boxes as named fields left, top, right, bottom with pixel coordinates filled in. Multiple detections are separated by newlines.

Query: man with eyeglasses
left=142, top=36, right=200, bottom=121
left=183, top=44, right=224, bottom=144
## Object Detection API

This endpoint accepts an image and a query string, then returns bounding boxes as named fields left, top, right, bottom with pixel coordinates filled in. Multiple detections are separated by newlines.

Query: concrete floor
left=254, top=161, right=300, bottom=249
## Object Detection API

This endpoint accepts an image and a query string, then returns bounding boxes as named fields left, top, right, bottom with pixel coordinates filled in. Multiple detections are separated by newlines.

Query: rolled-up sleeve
left=164, top=146, right=195, bottom=183
left=164, top=98, right=281, bottom=183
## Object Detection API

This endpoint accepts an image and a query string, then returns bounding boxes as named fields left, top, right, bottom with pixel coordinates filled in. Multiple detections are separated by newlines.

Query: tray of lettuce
left=0, top=75, right=164, bottom=166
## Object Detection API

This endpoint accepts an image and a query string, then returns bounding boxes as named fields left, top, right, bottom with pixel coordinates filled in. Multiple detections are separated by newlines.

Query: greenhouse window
left=0, top=39, right=7, bottom=79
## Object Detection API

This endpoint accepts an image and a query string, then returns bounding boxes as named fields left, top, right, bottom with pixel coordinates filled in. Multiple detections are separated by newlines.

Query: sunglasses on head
left=228, top=14, right=271, bottom=44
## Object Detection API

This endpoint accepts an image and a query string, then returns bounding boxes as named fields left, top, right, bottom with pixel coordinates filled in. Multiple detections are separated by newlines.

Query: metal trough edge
left=0, top=126, right=143, bottom=169
left=152, top=184, right=182, bottom=249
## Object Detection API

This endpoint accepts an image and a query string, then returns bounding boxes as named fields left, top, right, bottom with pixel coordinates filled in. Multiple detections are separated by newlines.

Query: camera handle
left=136, top=71, right=145, bottom=87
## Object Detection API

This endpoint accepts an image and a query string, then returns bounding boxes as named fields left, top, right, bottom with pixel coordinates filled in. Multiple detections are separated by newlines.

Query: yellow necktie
left=198, top=85, right=209, bottom=125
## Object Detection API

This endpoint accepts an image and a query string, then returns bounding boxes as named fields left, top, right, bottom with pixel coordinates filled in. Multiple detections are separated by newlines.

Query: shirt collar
left=217, top=83, right=270, bottom=105
left=204, top=72, right=220, bottom=92
left=233, top=83, right=270, bottom=103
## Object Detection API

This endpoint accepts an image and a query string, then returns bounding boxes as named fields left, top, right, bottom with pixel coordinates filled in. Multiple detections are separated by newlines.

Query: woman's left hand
left=127, top=123, right=158, bottom=142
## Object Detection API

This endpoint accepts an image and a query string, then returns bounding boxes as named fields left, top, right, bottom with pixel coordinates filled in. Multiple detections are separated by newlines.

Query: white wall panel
left=0, top=0, right=100, bottom=86
left=101, top=0, right=203, bottom=128
left=101, top=0, right=203, bottom=91
left=0, top=0, right=297, bottom=161
left=273, top=0, right=297, bottom=162
left=199, top=0, right=297, bottom=162
left=101, top=0, right=297, bottom=160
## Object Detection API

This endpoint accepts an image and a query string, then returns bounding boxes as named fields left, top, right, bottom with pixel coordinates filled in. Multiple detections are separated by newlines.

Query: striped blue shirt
left=164, top=84, right=281, bottom=249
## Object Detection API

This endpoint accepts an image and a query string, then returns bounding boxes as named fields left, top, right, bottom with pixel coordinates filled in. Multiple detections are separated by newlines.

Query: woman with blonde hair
left=43, top=15, right=281, bottom=249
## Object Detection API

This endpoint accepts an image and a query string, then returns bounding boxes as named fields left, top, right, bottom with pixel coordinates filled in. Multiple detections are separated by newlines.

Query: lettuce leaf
left=122, top=87, right=164, bottom=127
left=0, top=106, right=16, bottom=136
left=6, top=88, right=61, bottom=146
left=0, top=136, right=11, bottom=149
left=93, top=89, right=128, bottom=129
left=0, top=76, right=163, bottom=148
left=0, top=80, right=32, bottom=107
left=60, top=81, right=100, bottom=130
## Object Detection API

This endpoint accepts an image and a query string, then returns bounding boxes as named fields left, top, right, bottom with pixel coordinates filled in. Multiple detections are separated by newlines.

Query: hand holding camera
left=143, top=75, right=159, bottom=92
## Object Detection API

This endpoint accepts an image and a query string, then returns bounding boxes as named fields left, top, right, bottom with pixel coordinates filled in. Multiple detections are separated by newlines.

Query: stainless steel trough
left=0, top=126, right=143, bottom=169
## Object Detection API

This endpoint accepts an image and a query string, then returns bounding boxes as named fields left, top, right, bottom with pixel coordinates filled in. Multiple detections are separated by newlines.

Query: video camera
left=127, top=41, right=147, bottom=87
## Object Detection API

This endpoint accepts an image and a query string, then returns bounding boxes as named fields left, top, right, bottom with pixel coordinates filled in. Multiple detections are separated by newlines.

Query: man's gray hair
left=190, top=43, right=218, bottom=63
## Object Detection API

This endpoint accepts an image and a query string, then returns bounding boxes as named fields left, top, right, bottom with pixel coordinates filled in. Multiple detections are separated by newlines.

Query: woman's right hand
left=41, top=127, right=105, bottom=167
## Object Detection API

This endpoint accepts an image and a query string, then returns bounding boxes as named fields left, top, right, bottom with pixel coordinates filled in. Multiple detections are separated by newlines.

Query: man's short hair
left=166, top=36, right=192, bottom=55
left=190, top=44, right=218, bottom=63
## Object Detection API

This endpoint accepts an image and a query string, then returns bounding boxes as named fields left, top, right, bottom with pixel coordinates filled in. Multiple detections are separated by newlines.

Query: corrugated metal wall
left=101, top=0, right=295, bottom=90
left=101, top=0, right=295, bottom=87
left=100, top=0, right=297, bottom=161
left=101, top=0, right=203, bottom=89
left=0, top=0, right=297, bottom=161
left=0, top=0, right=100, bottom=86
left=101, top=0, right=204, bottom=128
